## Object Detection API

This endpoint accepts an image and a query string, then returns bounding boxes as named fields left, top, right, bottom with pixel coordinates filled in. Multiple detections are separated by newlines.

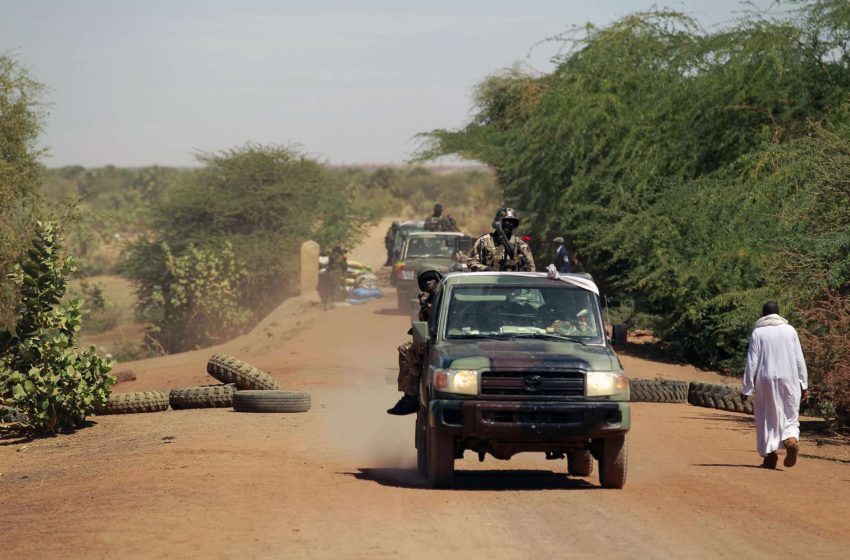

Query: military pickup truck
left=411, top=271, right=630, bottom=488
left=394, top=231, right=474, bottom=311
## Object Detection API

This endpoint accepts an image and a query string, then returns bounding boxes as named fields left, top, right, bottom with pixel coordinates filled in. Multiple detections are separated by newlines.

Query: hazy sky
left=2, top=0, right=771, bottom=167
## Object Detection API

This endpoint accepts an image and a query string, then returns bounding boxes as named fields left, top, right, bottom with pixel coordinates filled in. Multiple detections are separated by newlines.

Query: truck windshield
left=445, top=285, right=603, bottom=343
left=406, top=237, right=456, bottom=258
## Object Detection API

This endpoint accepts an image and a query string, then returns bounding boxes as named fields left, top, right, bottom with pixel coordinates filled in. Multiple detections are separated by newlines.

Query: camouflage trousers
left=397, top=340, right=427, bottom=396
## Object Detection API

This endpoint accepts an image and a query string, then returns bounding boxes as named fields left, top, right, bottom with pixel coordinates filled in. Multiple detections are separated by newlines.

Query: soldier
left=387, top=269, right=442, bottom=415
left=467, top=207, right=535, bottom=272
left=384, top=221, right=400, bottom=266
left=327, top=246, right=348, bottom=303
left=424, top=203, right=460, bottom=232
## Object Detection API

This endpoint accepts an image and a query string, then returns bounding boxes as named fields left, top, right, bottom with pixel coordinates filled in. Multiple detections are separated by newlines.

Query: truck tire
left=598, top=435, right=627, bottom=489
left=207, top=353, right=280, bottom=390
left=96, top=391, right=169, bottom=415
left=169, top=384, right=235, bottom=409
left=232, top=390, right=311, bottom=413
left=567, top=449, right=594, bottom=477
left=416, top=406, right=427, bottom=476
left=427, top=426, right=454, bottom=488
left=629, top=379, right=688, bottom=403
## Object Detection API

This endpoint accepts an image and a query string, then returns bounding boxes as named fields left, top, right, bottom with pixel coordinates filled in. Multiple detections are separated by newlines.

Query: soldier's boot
left=387, top=394, right=418, bottom=416
left=783, top=438, right=799, bottom=468
left=761, top=452, right=779, bottom=469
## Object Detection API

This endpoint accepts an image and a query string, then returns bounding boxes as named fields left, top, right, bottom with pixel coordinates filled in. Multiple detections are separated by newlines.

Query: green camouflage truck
left=412, top=271, right=630, bottom=488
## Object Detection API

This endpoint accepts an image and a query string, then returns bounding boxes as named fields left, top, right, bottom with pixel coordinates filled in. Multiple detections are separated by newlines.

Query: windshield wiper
left=502, top=332, right=589, bottom=345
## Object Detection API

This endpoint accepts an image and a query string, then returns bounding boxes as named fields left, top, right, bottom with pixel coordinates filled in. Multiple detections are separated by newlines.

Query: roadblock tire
left=232, top=390, right=311, bottom=413
left=169, top=384, right=235, bottom=409
left=207, top=353, right=281, bottom=390
left=629, top=379, right=689, bottom=403
left=568, top=449, right=594, bottom=477
left=96, top=391, right=169, bottom=415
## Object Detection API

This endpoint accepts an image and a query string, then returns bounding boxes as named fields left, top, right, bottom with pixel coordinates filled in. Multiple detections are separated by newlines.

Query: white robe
left=742, top=315, right=808, bottom=457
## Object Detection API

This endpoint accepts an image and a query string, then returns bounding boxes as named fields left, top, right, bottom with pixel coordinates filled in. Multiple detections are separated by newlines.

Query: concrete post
left=300, top=240, right=320, bottom=302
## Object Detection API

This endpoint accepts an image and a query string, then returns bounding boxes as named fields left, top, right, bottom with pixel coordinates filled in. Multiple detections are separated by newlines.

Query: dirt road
left=3, top=223, right=849, bottom=559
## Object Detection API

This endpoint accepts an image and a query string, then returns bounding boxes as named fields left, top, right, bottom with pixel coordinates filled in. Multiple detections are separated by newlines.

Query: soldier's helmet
left=417, top=269, right=443, bottom=291
left=493, top=207, right=520, bottom=229
left=434, top=203, right=443, bottom=214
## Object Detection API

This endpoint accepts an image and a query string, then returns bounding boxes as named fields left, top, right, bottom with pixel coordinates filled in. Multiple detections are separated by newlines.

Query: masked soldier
left=387, top=269, right=443, bottom=415
left=424, top=203, right=459, bottom=232
left=467, top=207, right=535, bottom=272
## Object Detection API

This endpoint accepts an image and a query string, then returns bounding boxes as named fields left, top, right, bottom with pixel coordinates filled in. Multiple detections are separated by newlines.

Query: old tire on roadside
left=427, top=426, right=454, bottom=488
left=629, top=379, right=688, bottom=403
left=96, top=391, right=169, bottom=415
left=598, top=435, right=627, bottom=489
left=207, top=353, right=281, bottom=390
left=232, top=390, right=311, bottom=413
left=567, top=449, right=594, bottom=477
left=169, top=384, right=235, bottom=409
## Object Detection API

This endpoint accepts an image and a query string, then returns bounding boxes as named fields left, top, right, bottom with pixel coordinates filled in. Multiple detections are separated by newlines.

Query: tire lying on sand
left=96, top=391, right=169, bottom=415
left=169, top=384, right=236, bottom=410
left=629, top=378, right=689, bottom=403
left=688, top=382, right=753, bottom=415
left=232, top=390, right=311, bottom=413
left=207, top=353, right=281, bottom=391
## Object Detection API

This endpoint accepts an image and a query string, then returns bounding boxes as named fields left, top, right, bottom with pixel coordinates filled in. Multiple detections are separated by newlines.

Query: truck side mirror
left=412, top=321, right=430, bottom=345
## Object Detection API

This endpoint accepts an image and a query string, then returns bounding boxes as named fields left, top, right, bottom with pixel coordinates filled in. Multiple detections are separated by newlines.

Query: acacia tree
left=0, top=53, right=46, bottom=329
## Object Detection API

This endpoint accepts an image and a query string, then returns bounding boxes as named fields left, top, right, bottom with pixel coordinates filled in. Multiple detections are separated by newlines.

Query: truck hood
left=434, top=338, right=620, bottom=372
left=405, top=257, right=456, bottom=273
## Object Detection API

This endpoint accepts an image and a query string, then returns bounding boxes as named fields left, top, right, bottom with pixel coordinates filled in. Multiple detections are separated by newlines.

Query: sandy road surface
left=3, top=222, right=849, bottom=559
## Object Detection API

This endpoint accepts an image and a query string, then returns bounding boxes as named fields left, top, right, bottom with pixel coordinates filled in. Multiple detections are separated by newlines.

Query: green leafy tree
left=0, top=221, right=115, bottom=434
left=0, top=53, right=46, bottom=329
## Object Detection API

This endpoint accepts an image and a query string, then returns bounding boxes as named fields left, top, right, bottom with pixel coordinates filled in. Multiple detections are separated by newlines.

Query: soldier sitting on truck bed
left=387, top=269, right=443, bottom=416
left=424, top=203, right=459, bottom=232
left=467, top=207, right=535, bottom=272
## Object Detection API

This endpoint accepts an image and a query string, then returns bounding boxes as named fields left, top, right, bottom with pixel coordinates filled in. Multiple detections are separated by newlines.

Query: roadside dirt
left=2, top=222, right=849, bottom=559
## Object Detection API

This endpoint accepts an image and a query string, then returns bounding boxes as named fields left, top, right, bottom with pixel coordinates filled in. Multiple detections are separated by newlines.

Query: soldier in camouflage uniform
left=424, top=203, right=459, bottom=232
left=387, top=269, right=442, bottom=415
left=327, top=246, right=349, bottom=303
left=467, top=208, right=535, bottom=272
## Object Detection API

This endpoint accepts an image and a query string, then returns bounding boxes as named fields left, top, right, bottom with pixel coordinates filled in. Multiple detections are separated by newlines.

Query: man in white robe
left=742, top=301, right=808, bottom=469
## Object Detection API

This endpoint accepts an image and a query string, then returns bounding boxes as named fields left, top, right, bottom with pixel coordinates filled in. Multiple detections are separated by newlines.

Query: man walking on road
left=742, top=301, right=808, bottom=469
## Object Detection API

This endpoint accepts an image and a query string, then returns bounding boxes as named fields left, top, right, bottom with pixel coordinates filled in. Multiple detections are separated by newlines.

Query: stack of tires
left=95, top=353, right=310, bottom=415
left=629, top=378, right=689, bottom=403
left=688, top=382, right=753, bottom=415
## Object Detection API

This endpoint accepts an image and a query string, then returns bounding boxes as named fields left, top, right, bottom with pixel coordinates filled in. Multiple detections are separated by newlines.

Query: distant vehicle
left=389, top=220, right=425, bottom=285
left=410, top=271, right=630, bottom=489
left=395, top=231, right=474, bottom=311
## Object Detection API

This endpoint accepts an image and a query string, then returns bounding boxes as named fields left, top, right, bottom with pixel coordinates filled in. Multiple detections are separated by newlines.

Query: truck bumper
left=428, top=399, right=630, bottom=440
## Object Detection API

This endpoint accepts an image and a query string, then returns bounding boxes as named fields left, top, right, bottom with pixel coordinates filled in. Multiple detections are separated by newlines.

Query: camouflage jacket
left=423, top=214, right=459, bottom=232
left=467, top=232, right=535, bottom=272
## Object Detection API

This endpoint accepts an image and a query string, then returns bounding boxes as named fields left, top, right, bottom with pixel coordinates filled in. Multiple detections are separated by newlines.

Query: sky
left=2, top=0, right=772, bottom=167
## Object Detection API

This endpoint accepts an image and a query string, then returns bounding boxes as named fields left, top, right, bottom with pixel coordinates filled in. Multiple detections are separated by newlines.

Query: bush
left=0, top=221, right=115, bottom=434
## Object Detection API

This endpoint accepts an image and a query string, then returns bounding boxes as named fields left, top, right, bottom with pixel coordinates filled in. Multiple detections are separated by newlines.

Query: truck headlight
left=434, top=369, right=479, bottom=395
left=586, top=371, right=629, bottom=398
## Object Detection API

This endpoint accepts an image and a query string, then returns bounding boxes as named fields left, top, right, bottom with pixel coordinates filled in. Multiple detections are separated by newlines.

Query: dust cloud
left=317, top=384, right=417, bottom=470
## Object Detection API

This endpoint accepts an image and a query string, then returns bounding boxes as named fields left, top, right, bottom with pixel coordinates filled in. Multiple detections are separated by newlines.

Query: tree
left=0, top=222, right=115, bottom=434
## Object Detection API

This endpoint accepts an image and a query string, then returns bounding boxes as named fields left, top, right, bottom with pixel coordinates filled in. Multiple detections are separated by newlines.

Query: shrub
left=0, top=221, right=115, bottom=434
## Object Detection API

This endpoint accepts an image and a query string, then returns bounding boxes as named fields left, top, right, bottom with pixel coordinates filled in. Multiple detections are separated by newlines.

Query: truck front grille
left=480, top=370, right=584, bottom=397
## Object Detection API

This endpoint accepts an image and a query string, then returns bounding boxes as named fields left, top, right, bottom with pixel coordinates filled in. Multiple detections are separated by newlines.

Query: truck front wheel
left=567, top=449, right=594, bottom=477
left=598, top=435, right=627, bottom=489
left=416, top=406, right=427, bottom=476
left=427, top=426, right=454, bottom=488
